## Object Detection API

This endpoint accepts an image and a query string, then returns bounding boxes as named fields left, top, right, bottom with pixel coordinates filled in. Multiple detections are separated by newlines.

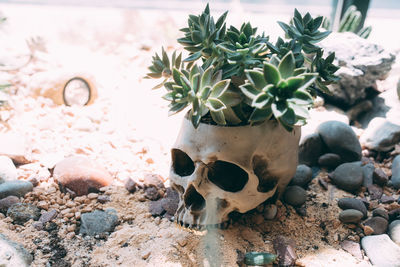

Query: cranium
left=169, top=117, right=301, bottom=228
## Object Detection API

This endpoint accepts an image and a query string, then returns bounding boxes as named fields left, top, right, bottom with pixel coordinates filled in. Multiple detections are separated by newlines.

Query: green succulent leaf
left=239, top=83, right=260, bottom=99
left=210, top=79, right=230, bottom=98
left=278, top=52, right=295, bottom=79
left=206, top=98, right=226, bottom=112
left=263, top=63, right=281, bottom=86
left=252, top=93, right=272, bottom=109
left=249, top=107, right=273, bottom=122
left=245, top=70, right=267, bottom=90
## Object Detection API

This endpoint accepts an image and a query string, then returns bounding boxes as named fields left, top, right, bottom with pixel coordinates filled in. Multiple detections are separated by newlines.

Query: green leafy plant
left=146, top=5, right=339, bottom=131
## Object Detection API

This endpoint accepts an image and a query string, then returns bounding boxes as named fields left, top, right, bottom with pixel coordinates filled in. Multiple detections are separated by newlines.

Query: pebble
left=338, top=198, right=367, bottom=218
left=142, top=173, right=165, bottom=189
left=37, top=200, right=49, bottom=210
left=87, top=193, right=98, bottom=199
left=161, top=188, right=179, bottom=216
left=373, top=168, right=389, bottom=186
left=53, top=156, right=113, bottom=196
left=363, top=225, right=374, bottom=236
left=0, top=196, right=20, bottom=213
left=388, top=220, right=400, bottom=245
left=0, top=180, right=33, bottom=199
left=0, top=233, right=33, bottom=267
left=362, top=163, right=374, bottom=187
left=145, top=187, right=160, bottom=201
left=263, top=204, right=278, bottom=220
left=340, top=240, right=362, bottom=259
left=283, top=186, right=307, bottom=207
left=124, top=178, right=137, bottom=193
left=381, top=195, right=396, bottom=204
left=39, top=209, right=58, bottom=223
left=6, top=203, right=41, bottom=225
left=388, top=209, right=400, bottom=221
left=372, top=208, right=389, bottom=221
left=79, top=209, right=118, bottom=236
left=97, top=195, right=111, bottom=204
left=273, top=236, right=297, bottom=266
left=361, top=234, right=400, bottom=266
left=318, top=153, right=342, bottom=169
left=290, top=165, right=313, bottom=188
left=363, top=217, right=388, bottom=235
left=0, top=156, right=17, bottom=183
left=149, top=200, right=165, bottom=217
left=141, top=251, right=151, bottom=260
left=367, top=184, right=383, bottom=200
left=391, top=155, right=400, bottom=189
left=331, top=162, right=363, bottom=192
left=317, top=121, right=362, bottom=162
left=339, top=209, right=363, bottom=223
left=298, top=133, right=323, bottom=166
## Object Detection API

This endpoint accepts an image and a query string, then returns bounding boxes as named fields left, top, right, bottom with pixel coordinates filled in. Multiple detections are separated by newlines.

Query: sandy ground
left=0, top=3, right=398, bottom=266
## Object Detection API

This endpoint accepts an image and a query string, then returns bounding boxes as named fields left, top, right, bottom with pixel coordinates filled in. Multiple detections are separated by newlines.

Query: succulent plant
left=146, top=5, right=339, bottom=131
left=323, top=5, right=372, bottom=39
left=240, top=52, right=317, bottom=131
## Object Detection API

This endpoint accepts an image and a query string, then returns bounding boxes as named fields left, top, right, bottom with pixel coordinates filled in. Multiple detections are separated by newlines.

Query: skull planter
left=169, top=116, right=301, bottom=228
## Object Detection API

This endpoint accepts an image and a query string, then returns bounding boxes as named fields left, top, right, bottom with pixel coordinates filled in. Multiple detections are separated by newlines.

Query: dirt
left=0, top=3, right=398, bottom=267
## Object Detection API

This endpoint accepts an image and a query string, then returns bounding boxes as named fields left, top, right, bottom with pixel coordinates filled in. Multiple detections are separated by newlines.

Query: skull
left=169, top=117, right=301, bottom=228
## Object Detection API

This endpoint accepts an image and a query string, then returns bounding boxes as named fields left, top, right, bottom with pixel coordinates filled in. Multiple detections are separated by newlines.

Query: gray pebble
left=263, top=204, right=277, bottom=220
left=339, top=209, right=363, bottom=223
left=79, top=209, right=118, bottom=236
left=364, top=216, right=388, bottom=235
left=283, top=186, right=307, bottom=207
left=338, top=198, right=367, bottom=218
left=318, top=153, right=341, bottom=169
left=298, top=133, right=323, bottom=166
left=0, top=181, right=33, bottom=199
left=373, top=168, right=388, bottom=186
left=391, top=155, right=400, bottom=189
left=362, top=163, right=374, bottom=187
left=372, top=208, right=389, bottom=221
left=290, top=165, right=313, bottom=188
left=7, top=203, right=40, bottom=225
left=317, top=121, right=362, bottom=162
left=331, top=162, right=363, bottom=192
left=367, top=184, right=383, bottom=200
left=388, top=220, right=400, bottom=246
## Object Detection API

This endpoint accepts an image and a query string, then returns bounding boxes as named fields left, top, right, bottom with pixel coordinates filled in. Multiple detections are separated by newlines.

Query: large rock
left=317, top=121, right=361, bottom=162
left=0, top=234, right=33, bottom=267
left=0, top=133, right=31, bottom=164
left=0, top=156, right=17, bottom=183
left=298, top=133, right=323, bottom=166
left=361, top=234, right=400, bottom=267
left=320, top=32, right=395, bottom=107
left=53, top=156, right=113, bottom=196
left=360, top=117, right=400, bottom=151
left=0, top=180, right=33, bottom=199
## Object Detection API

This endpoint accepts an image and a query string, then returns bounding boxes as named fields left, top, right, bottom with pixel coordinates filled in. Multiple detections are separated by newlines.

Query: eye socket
left=252, top=155, right=278, bottom=193
left=171, top=149, right=195, bottom=176
left=207, top=160, right=249, bottom=192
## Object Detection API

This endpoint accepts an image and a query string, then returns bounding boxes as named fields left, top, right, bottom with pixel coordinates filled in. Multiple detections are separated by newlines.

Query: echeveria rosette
left=217, top=22, right=269, bottom=79
left=163, top=65, right=241, bottom=128
left=278, top=9, right=330, bottom=54
left=145, top=48, right=182, bottom=89
left=240, top=51, right=317, bottom=131
left=312, top=50, right=340, bottom=94
left=178, top=4, right=227, bottom=64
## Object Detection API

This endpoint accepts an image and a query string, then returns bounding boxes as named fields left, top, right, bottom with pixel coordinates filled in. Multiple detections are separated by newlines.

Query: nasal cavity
left=207, top=161, right=248, bottom=192
left=184, top=185, right=205, bottom=211
left=171, top=149, right=195, bottom=176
